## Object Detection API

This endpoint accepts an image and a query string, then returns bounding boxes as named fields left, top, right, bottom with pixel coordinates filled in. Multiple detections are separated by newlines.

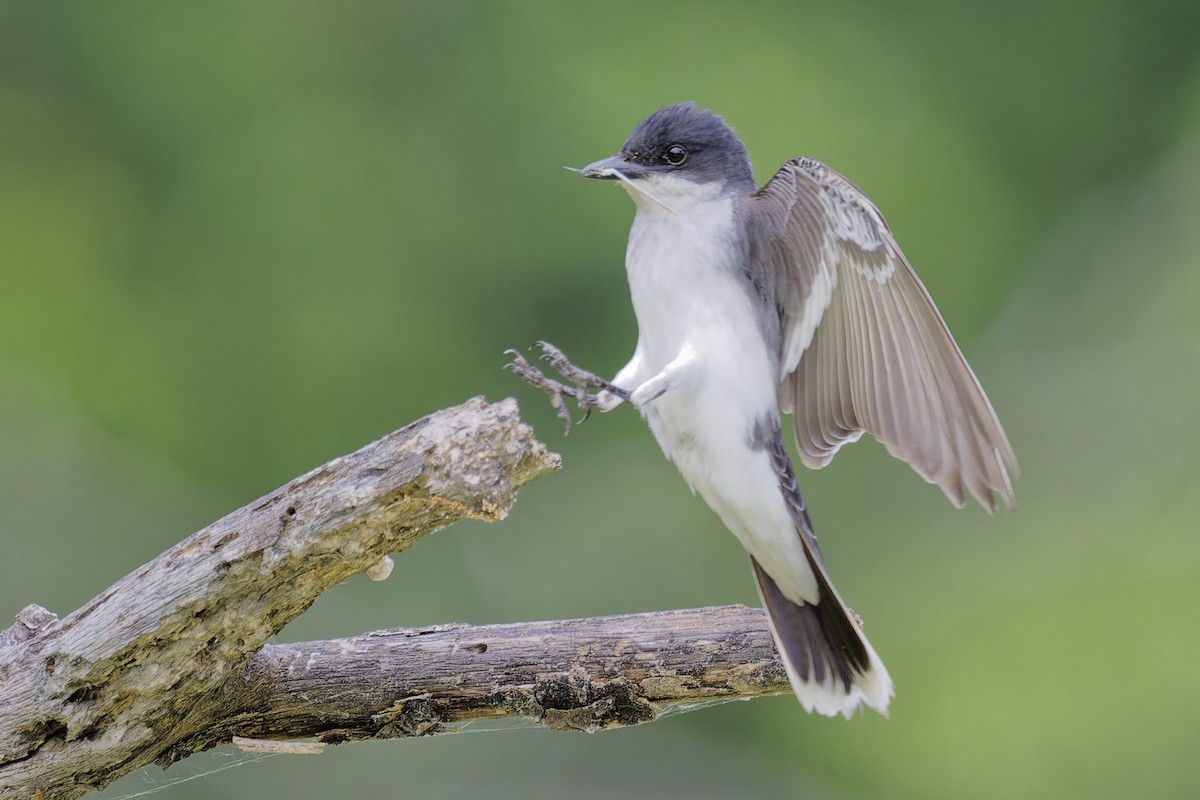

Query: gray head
left=581, top=102, right=755, bottom=194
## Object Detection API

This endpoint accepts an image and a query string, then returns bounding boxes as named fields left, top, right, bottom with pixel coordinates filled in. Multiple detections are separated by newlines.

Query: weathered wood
left=0, top=397, right=796, bottom=800
left=0, top=397, right=560, bottom=800
left=179, top=605, right=787, bottom=755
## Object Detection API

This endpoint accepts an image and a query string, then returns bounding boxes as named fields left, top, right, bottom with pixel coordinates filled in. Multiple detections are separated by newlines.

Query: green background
left=3, top=2, right=1199, bottom=797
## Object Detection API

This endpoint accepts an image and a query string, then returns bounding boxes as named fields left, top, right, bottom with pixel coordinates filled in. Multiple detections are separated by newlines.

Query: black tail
left=754, top=429, right=893, bottom=717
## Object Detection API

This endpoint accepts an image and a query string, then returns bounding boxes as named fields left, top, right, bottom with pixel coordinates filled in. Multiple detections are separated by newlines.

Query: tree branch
left=0, top=398, right=788, bottom=800
left=187, top=605, right=787, bottom=754
left=0, top=397, right=559, bottom=799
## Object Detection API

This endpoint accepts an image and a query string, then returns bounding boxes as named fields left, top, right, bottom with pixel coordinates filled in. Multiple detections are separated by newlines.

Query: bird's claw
left=534, top=341, right=628, bottom=398
left=503, top=342, right=620, bottom=434
left=504, top=349, right=577, bottom=433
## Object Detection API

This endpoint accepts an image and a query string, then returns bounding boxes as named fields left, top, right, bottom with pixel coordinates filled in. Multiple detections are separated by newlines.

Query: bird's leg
left=628, top=343, right=696, bottom=408
left=504, top=342, right=628, bottom=434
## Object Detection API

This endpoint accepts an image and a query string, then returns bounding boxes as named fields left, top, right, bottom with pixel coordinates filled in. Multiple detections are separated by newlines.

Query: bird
left=506, top=102, right=1017, bottom=718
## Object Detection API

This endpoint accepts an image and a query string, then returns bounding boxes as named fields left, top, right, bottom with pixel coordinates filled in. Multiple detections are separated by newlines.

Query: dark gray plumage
left=616, top=102, right=756, bottom=191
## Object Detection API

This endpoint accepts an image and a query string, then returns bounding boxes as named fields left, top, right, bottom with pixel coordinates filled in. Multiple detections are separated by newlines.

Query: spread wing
left=740, top=157, right=1018, bottom=511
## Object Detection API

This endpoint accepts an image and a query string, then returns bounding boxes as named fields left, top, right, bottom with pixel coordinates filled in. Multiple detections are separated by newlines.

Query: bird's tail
left=756, top=429, right=893, bottom=718
left=751, top=555, right=892, bottom=718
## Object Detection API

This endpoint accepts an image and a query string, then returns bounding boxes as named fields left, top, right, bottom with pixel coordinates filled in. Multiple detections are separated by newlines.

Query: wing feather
left=741, top=157, right=1017, bottom=510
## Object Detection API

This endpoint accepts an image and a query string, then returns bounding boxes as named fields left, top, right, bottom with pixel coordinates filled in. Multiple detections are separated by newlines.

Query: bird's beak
left=579, top=154, right=645, bottom=180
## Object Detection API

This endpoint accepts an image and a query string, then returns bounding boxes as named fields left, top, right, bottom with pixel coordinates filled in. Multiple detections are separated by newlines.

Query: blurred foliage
left=2, top=1, right=1199, bottom=798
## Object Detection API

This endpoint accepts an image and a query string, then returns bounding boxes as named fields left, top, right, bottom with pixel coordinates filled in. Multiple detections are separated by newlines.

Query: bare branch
left=0, top=397, right=560, bottom=800
left=187, top=605, right=787, bottom=752
left=0, top=397, right=791, bottom=800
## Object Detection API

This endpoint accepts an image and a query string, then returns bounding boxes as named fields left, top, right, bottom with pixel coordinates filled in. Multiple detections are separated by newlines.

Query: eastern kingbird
left=508, top=102, right=1017, bottom=718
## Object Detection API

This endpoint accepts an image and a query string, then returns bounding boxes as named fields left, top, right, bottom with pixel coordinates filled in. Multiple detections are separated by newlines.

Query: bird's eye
left=663, top=144, right=688, bottom=166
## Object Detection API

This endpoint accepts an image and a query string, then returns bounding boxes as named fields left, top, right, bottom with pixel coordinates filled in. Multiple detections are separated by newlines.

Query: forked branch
left=0, top=397, right=786, bottom=800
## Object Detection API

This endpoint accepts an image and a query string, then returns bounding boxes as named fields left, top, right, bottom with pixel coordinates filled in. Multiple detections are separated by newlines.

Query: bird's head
left=579, top=102, right=755, bottom=211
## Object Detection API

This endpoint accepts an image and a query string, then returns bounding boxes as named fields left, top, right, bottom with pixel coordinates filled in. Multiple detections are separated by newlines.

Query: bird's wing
left=739, top=157, right=1017, bottom=511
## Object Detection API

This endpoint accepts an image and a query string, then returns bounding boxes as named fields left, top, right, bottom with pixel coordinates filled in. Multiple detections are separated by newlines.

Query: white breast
left=623, top=186, right=776, bottom=461
left=620, top=177, right=759, bottom=375
left=618, top=178, right=814, bottom=603
left=627, top=197, right=743, bottom=362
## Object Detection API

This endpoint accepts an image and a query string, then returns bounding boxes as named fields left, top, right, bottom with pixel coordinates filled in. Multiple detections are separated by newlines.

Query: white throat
left=620, top=173, right=729, bottom=218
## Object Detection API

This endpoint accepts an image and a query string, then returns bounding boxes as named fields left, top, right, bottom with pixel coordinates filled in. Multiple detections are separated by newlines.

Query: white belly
left=623, top=194, right=819, bottom=605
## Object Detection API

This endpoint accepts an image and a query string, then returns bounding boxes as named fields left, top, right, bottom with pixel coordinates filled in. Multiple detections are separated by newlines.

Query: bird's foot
left=504, top=342, right=627, bottom=434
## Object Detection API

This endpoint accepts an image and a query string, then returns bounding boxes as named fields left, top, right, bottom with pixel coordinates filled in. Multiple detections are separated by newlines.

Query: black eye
left=663, top=144, right=688, bottom=166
